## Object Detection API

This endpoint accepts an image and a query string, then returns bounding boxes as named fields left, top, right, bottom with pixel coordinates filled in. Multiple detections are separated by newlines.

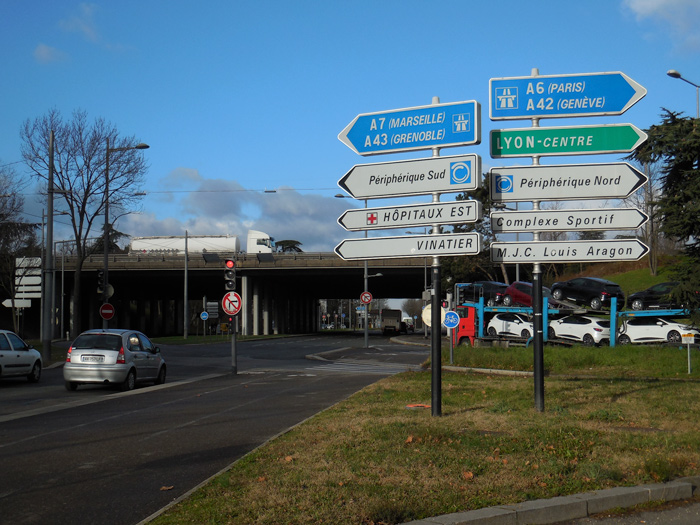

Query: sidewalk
left=404, top=476, right=700, bottom=524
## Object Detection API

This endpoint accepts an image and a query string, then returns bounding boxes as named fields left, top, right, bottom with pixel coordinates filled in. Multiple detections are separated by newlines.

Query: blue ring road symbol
left=443, top=311, right=460, bottom=329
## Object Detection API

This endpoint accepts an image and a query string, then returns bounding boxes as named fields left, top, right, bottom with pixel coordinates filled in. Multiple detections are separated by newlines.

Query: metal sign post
left=488, top=68, right=648, bottom=412
left=222, top=291, right=242, bottom=374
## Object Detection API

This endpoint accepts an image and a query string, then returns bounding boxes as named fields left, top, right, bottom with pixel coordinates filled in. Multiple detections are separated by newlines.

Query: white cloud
left=623, top=0, right=700, bottom=51
left=33, top=43, right=68, bottom=64
left=59, top=3, right=99, bottom=43
left=119, top=177, right=355, bottom=253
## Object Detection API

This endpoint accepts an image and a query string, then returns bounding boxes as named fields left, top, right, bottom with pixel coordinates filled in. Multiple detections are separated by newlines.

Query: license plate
left=82, top=355, right=105, bottom=363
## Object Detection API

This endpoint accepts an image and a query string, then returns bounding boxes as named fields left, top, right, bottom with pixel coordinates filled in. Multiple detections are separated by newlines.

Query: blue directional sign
left=443, top=311, right=460, bottom=329
left=339, top=100, right=481, bottom=156
left=489, top=72, right=646, bottom=120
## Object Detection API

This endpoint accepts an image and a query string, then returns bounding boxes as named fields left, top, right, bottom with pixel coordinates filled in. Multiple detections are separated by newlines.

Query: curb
left=404, top=476, right=700, bottom=524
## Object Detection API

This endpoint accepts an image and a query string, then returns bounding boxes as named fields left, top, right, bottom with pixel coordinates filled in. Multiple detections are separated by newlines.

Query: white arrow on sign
left=491, top=207, right=649, bottom=233
left=491, top=239, right=648, bottom=263
left=338, top=200, right=482, bottom=231
left=335, top=233, right=482, bottom=260
left=2, top=299, right=31, bottom=308
left=338, top=154, right=481, bottom=200
left=490, top=163, right=647, bottom=202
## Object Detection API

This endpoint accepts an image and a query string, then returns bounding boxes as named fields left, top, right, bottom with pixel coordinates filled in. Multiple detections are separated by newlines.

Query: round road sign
left=360, top=291, right=372, bottom=304
left=200, top=311, right=209, bottom=321
left=443, top=311, right=460, bottom=329
left=222, top=292, right=242, bottom=316
left=99, top=303, right=115, bottom=320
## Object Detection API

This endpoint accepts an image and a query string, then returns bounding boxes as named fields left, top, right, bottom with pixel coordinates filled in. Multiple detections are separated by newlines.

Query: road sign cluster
left=487, top=70, right=649, bottom=264
left=336, top=70, right=650, bottom=281
left=336, top=101, right=484, bottom=261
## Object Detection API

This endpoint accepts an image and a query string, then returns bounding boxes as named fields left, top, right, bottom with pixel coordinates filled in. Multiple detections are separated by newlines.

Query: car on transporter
left=548, top=315, right=611, bottom=346
left=617, top=317, right=700, bottom=345
left=486, top=313, right=533, bottom=339
left=550, top=277, right=625, bottom=310
left=63, top=329, right=166, bottom=391
left=499, top=281, right=557, bottom=308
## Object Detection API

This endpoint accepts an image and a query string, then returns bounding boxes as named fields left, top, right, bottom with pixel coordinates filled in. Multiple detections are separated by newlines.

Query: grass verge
left=152, top=343, right=700, bottom=525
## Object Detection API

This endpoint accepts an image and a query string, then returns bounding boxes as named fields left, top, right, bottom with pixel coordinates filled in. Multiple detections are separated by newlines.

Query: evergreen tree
left=629, top=109, right=700, bottom=320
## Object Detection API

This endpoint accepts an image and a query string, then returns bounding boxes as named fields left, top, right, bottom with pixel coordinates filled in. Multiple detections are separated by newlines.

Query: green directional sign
left=490, top=123, right=647, bottom=158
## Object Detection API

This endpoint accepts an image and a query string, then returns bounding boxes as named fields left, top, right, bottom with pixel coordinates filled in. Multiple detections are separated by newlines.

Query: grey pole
left=184, top=230, right=188, bottom=339
left=531, top=68, right=545, bottom=412
left=41, top=130, right=55, bottom=361
left=103, top=140, right=149, bottom=329
left=430, top=95, right=442, bottom=417
left=103, top=138, right=110, bottom=330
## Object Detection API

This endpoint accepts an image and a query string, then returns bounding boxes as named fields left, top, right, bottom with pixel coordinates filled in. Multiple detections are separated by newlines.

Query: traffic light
left=97, top=270, right=105, bottom=294
left=224, top=259, right=236, bottom=290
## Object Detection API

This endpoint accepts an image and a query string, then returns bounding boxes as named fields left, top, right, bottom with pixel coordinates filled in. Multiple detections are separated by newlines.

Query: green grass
left=446, top=342, right=700, bottom=379
left=151, top=343, right=700, bottom=525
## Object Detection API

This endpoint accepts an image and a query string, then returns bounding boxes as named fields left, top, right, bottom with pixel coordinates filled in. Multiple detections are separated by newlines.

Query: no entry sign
left=99, top=303, right=115, bottom=320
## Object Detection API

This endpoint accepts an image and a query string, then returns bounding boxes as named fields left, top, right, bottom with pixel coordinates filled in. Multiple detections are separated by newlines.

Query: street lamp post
left=103, top=139, right=149, bottom=329
left=667, top=69, right=700, bottom=119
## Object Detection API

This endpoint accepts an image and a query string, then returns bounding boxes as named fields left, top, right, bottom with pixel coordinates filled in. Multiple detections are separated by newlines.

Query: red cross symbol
left=366, top=212, right=378, bottom=225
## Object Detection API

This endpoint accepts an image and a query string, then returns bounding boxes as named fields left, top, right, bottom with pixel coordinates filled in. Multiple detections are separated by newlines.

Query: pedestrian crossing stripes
left=308, top=360, right=419, bottom=375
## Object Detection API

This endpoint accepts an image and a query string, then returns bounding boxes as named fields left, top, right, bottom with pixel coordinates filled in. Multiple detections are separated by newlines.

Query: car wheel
left=582, top=334, right=595, bottom=346
left=65, top=381, right=78, bottom=391
left=667, top=330, right=681, bottom=343
left=618, top=334, right=631, bottom=345
left=121, top=369, right=136, bottom=392
left=631, top=299, right=644, bottom=310
left=552, top=289, right=563, bottom=300
left=458, top=337, right=471, bottom=347
left=590, top=297, right=602, bottom=310
left=521, top=329, right=531, bottom=338
left=487, top=326, right=497, bottom=336
left=154, top=365, right=167, bottom=385
left=27, top=361, right=41, bottom=383
left=502, top=295, right=512, bottom=306
left=548, top=327, right=556, bottom=339
left=486, top=298, right=496, bottom=306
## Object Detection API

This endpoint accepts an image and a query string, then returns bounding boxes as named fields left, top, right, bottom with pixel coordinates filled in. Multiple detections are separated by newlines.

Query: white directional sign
left=338, top=154, right=481, bottom=200
left=335, top=233, right=482, bottom=260
left=2, top=299, right=31, bottom=308
left=338, top=200, right=482, bottom=231
left=490, top=163, right=647, bottom=202
left=491, top=239, right=648, bottom=263
left=491, top=207, right=649, bottom=233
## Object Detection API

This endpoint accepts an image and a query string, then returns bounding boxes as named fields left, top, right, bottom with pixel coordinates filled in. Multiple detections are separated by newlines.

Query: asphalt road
left=0, top=332, right=428, bottom=525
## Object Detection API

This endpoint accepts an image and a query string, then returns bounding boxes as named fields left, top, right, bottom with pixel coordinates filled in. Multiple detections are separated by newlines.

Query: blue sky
left=1, top=0, right=699, bottom=252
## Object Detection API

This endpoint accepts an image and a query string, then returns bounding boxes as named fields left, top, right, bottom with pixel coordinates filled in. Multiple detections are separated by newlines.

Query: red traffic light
left=225, top=259, right=235, bottom=269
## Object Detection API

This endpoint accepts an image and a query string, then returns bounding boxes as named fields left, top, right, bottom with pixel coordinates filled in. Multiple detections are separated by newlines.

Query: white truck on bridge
left=129, top=230, right=274, bottom=255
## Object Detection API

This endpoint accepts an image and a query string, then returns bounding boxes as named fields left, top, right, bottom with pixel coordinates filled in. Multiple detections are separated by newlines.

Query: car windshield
left=597, top=320, right=610, bottom=327
left=73, top=334, right=122, bottom=351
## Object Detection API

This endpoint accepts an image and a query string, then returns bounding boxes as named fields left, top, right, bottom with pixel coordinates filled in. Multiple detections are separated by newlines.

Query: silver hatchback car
left=0, top=329, right=42, bottom=383
left=64, top=329, right=166, bottom=391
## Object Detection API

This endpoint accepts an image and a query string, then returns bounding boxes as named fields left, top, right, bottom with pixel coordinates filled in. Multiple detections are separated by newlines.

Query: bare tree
left=621, top=161, right=668, bottom=276
left=0, top=163, right=39, bottom=332
left=20, top=109, right=149, bottom=335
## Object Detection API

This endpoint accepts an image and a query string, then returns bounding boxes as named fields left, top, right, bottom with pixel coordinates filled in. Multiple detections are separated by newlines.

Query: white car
left=0, top=330, right=42, bottom=382
left=487, top=313, right=533, bottom=339
left=617, top=316, right=700, bottom=344
left=548, top=315, right=610, bottom=346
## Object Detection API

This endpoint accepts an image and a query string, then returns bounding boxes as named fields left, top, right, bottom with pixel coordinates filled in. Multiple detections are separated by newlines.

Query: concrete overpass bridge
left=53, top=252, right=428, bottom=337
